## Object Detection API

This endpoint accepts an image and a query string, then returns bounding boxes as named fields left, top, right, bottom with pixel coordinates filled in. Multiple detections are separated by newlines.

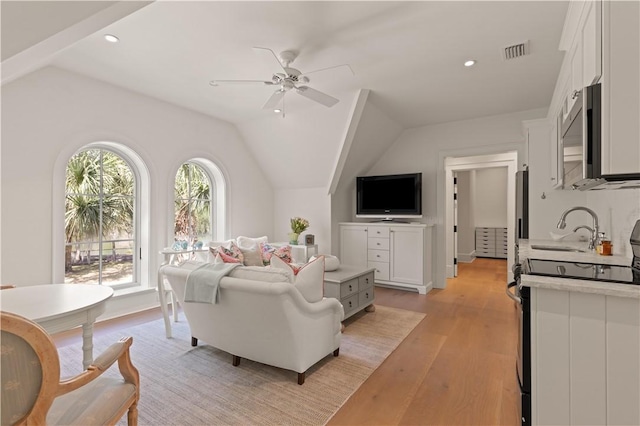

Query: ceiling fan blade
left=262, top=90, right=286, bottom=109
left=252, top=46, right=288, bottom=73
left=295, top=86, right=339, bottom=107
left=300, top=63, right=355, bottom=78
left=210, top=80, right=274, bottom=86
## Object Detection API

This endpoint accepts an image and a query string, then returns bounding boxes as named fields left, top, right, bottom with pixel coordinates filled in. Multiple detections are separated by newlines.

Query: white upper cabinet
left=581, top=0, right=602, bottom=87
left=551, top=0, right=640, bottom=184
left=562, top=0, right=602, bottom=119
left=601, top=0, right=640, bottom=175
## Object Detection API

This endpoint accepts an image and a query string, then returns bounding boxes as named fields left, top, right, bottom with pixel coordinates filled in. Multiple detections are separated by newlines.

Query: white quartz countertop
left=519, top=239, right=631, bottom=265
left=519, top=239, right=639, bottom=298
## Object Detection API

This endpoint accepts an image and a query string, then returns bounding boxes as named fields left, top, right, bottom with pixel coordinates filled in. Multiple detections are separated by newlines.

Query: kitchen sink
left=531, top=245, right=585, bottom=253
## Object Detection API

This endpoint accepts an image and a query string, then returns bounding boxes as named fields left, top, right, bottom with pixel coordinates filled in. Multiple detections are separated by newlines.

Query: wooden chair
left=0, top=311, right=140, bottom=425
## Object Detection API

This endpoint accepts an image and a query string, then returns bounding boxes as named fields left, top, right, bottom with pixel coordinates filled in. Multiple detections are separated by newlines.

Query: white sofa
left=161, top=261, right=344, bottom=384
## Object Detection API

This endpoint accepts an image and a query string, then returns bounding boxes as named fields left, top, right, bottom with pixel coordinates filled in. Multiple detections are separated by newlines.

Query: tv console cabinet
left=339, top=222, right=433, bottom=294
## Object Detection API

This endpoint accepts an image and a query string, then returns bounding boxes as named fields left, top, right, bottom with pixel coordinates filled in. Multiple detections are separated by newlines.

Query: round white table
left=0, top=284, right=114, bottom=369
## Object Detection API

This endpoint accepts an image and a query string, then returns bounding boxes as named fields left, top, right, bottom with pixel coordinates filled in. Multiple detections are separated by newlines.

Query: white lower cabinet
left=339, top=224, right=368, bottom=267
left=339, top=222, right=432, bottom=294
left=531, top=287, right=640, bottom=425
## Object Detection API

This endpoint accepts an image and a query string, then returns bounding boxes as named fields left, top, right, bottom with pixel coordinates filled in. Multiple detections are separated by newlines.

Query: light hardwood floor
left=329, top=257, right=519, bottom=425
left=52, top=257, right=519, bottom=425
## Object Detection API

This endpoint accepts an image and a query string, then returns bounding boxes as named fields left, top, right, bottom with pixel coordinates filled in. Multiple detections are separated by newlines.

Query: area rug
left=58, top=305, right=425, bottom=425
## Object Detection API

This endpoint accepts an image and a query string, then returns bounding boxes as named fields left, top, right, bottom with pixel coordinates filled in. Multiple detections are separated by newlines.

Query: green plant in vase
left=289, top=217, right=309, bottom=245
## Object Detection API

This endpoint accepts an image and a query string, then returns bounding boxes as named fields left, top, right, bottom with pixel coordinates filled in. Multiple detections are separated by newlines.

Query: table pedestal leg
left=158, top=267, right=172, bottom=338
left=82, top=322, right=94, bottom=370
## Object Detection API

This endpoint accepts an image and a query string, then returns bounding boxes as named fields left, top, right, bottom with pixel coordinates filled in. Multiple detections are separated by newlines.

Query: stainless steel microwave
left=561, top=83, right=640, bottom=190
left=561, top=83, right=601, bottom=189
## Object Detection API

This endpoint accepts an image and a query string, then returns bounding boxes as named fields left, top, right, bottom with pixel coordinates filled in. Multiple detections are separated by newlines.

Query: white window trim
left=53, top=141, right=151, bottom=289
left=169, top=158, right=227, bottom=246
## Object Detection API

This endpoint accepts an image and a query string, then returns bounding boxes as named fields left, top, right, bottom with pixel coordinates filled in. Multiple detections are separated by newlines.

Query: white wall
left=474, top=167, right=508, bottom=228
left=330, top=99, right=404, bottom=254
left=236, top=92, right=356, bottom=189
left=1, top=66, right=273, bottom=315
left=362, top=108, right=545, bottom=288
left=273, top=187, right=331, bottom=256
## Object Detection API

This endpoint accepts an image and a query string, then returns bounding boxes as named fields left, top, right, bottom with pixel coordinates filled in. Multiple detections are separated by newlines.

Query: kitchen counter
left=519, top=239, right=639, bottom=299
left=519, top=239, right=630, bottom=265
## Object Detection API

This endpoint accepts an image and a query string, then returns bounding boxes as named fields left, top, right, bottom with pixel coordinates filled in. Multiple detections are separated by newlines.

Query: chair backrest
left=1, top=311, right=61, bottom=425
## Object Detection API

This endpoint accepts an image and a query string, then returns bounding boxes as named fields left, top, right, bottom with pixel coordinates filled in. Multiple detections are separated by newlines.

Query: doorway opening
left=444, top=152, right=517, bottom=284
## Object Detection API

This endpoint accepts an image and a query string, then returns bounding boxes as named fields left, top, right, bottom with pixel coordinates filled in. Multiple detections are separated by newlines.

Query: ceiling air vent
left=502, top=40, right=530, bottom=60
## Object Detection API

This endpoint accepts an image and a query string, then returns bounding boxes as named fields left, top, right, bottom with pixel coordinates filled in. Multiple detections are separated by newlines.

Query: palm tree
left=65, top=149, right=134, bottom=272
left=174, top=163, right=211, bottom=243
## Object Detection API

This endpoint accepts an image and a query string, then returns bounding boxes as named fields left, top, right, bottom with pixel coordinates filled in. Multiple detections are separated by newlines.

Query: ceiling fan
left=209, top=47, right=353, bottom=114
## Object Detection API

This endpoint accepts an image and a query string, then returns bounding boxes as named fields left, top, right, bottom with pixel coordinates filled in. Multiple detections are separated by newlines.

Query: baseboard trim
left=457, top=251, right=476, bottom=263
left=374, top=280, right=431, bottom=295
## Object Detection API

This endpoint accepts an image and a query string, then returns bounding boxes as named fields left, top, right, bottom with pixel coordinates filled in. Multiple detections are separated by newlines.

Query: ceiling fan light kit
left=210, top=47, right=349, bottom=116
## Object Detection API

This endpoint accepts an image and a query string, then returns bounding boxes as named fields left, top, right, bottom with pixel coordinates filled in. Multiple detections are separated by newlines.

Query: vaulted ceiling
left=3, top=1, right=568, bottom=128
left=2, top=1, right=569, bottom=189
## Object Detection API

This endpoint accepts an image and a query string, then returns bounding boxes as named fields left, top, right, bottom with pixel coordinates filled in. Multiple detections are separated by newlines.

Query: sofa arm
left=298, top=296, right=344, bottom=321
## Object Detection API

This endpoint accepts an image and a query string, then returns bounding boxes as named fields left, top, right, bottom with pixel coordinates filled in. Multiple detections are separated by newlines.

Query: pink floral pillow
left=217, top=251, right=242, bottom=263
left=209, top=241, right=244, bottom=263
left=259, top=243, right=292, bottom=266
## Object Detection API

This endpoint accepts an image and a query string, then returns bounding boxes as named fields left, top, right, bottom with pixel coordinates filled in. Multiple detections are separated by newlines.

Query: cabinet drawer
left=359, top=272, right=375, bottom=290
left=476, top=248, right=495, bottom=256
left=476, top=241, right=497, bottom=249
left=368, top=261, right=389, bottom=281
left=368, top=227, right=390, bottom=238
left=340, top=278, right=359, bottom=298
left=368, top=249, right=390, bottom=263
left=359, top=287, right=374, bottom=306
left=368, top=237, right=390, bottom=250
left=475, top=227, right=493, bottom=234
left=342, top=294, right=359, bottom=316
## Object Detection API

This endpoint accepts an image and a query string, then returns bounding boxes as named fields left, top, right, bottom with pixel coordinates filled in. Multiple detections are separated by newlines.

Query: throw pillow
left=236, top=235, right=268, bottom=251
left=293, top=256, right=325, bottom=303
left=210, top=241, right=244, bottom=263
left=217, top=250, right=242, bottom=263
left=271, top=255, right=325, bottom=303
left=269, top=255, right=296, bottom=282
left=259, top=243, right=292, bottom=266
left=240, top=248, right=264, bottom=267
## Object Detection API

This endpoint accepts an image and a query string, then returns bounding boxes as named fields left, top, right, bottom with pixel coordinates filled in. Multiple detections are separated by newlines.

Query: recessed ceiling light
left=104, top=34, right=119, bottom=43
left=274, top=109, right=282, bottom=113
left=464, top=60, right=476, bottom=67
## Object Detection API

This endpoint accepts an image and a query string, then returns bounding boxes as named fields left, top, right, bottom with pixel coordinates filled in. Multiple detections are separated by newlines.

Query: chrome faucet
left=557, top=206, right=600, bottom=250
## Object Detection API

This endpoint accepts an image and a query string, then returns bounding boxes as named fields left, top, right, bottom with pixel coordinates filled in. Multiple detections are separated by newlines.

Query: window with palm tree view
left=174, top=163, right=212, bottom=248
left=65, top=149, right=136, bottom=285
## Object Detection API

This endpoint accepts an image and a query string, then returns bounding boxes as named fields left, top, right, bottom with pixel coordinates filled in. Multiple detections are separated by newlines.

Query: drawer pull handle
left=349, top=285, right=352, bottom=291
left=377, top=255, right=380, bottom=258
left=377, top=243, right=380, bottom=246
left=348, top=301, right=353, bottom=307
left=376, top=269, right=380, bottom=273
left=365, top=278, right=369, bottom=283
left=365, top=292, right=369, bottom=297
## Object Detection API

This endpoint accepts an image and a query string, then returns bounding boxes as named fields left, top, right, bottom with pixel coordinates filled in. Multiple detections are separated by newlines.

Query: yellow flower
left=290, top=217, right=310, bottom=234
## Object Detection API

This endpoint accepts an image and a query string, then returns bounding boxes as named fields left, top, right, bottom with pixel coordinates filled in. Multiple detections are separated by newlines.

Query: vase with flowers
left=289, top=217, right=309, bottom=245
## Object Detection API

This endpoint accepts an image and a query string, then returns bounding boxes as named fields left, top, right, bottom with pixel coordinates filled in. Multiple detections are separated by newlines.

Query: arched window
left=64, top=147, right=139, bottom=287
left=173, top=159, right=226, bottom=245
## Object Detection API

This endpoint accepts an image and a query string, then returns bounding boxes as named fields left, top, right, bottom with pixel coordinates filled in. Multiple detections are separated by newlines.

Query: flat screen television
left=356, top=173, right=422, bottom=220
